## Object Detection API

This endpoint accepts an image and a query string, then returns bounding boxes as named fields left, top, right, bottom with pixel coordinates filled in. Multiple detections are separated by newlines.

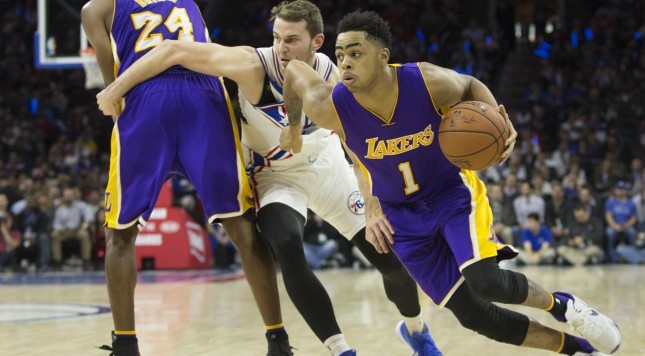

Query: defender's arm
left=282, top=60, right=341, bottom=134
left=107, top=40, right=261, bottom=99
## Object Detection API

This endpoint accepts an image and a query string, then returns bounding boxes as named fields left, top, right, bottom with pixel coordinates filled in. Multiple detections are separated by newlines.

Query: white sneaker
left=561, top=293, right=621, bottom=354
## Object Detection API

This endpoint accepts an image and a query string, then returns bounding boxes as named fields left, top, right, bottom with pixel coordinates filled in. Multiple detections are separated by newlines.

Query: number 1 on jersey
left=398, top=162, right=419, bottom=195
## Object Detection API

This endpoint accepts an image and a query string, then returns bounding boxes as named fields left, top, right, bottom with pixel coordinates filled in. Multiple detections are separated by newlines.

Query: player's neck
left=354, top=65, right=397, bottom=111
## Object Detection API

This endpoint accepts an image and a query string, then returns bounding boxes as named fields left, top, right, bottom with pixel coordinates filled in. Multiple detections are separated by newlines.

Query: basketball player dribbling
left=95, top=1, right=442, bottom=355
left=82, top=0, right=289, bottom=354
left=279, top=10, right=622, bottom=356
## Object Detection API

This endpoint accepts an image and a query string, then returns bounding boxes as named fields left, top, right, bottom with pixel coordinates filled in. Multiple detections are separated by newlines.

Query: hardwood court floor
left=0, top=266, right=643, bottom=355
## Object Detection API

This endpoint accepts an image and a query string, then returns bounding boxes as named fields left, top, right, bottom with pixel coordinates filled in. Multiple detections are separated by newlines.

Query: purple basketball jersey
left=331, top=63, right=459, bottom=203
left=111, top=0, right=209, bottom=76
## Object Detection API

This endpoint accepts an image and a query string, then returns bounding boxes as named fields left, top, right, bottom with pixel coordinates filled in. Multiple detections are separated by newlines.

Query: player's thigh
left=249, top=169, right=309, bottom=220
left=381, top=202, right=463, bottom=306
left=176, top=87, right=252, bottom=222
left=441, top=170, right=516, bottom=270
left=308, top=140, right=365, bottom=239
left=105, top=95, right=176, bottom=229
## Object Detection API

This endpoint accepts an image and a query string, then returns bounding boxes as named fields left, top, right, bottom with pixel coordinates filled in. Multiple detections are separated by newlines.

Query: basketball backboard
left=35, top=0, right=89, bottom=69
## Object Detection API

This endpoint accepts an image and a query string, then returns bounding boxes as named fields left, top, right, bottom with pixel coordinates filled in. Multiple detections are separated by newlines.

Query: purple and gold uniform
left=105, top=0, right=251, bottom=229
left=332, top=63, right=516, bottom=306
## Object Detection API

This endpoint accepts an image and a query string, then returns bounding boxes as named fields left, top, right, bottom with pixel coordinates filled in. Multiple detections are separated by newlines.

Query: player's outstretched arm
left=419, top=62, right=517, bottom=165
left=280, top=60, right=339, bottom=153
left=96, top=40, right=261, bottom=117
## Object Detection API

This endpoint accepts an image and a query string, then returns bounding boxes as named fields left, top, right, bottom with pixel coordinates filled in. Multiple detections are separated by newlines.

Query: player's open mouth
left=342, top=74, right=356, bottom=85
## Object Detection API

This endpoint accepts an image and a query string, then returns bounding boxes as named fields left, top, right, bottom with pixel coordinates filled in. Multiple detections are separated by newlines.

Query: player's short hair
left=527, top=212, right=540, bottom=222
left=337, top=10, right=393, bottom=50
left=573, top=203, right=587, bottom=212
left=270, top=0, right=323, bottom=38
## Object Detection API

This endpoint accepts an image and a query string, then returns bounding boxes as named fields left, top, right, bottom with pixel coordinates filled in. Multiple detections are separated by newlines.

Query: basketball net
left=80, top=47, right=106, bottom=90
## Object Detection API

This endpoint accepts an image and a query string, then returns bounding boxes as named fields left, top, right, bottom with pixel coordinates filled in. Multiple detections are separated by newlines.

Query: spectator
left=628, top=158, right=643, bottom=197
left=605, top=181, right=638, bottom=263
left=513, top=181, right=546, bottom=228
left=572, top=185, right=603, bottom=222
left=544, top=181, right=572, bottom=244
left=0, top=173, right=20, bottom=206
left=517, top=213, right=555, bottom=265
left=487, top=183, right=516, bottom=244
left=93, top=207, right=107, bottom=269
left=615, top=233, right=645, bottom=264
left=14, top=194, right=49, bottom=268
left=531, top=171, right=552, bottom=198
left=502, top=173, right=519, bottom=200
left=633, top=186, right=645, bottom=232
left=593, top=157, right=619, bottom=198
left=0, top=193, right=21, bottom=270
left=558, top=204, right=604, bottom=266
left=303, top=212, right=339, bottom=270
left=51, top=188, right=93, bottom=269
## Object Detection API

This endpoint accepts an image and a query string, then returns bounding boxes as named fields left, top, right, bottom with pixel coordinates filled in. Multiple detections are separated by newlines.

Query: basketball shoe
left=266, top=329, right=294, bottom=356
left=553, top=292, right=621, bottom=354
left=338, top=349, right=357, bottom=356
left=395, top=321, right=442, bottom=356
left=97, top=332, right=140, bottom=356
left=572, top=337, right=610, bottom=355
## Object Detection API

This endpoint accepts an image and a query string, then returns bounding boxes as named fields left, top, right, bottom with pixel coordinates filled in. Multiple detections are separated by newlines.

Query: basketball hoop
left=80, top=47, right=106, bottom=90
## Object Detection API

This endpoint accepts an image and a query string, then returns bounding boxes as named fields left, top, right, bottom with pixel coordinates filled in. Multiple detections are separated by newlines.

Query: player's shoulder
left=416, top=62, right=453, bottom=79
left=81, top=0, right=113, bottom=22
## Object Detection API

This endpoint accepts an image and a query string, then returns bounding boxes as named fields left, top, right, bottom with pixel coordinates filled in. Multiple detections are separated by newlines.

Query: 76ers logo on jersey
left=347, top=191, right=365, bottom=215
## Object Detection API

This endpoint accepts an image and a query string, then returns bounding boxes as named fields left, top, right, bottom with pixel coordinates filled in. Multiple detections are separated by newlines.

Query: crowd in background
left=0, top=0, right=643, bottom=271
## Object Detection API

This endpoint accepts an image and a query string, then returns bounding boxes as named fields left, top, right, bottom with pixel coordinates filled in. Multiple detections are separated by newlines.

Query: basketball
left=438, top=101, right=509, bottom=171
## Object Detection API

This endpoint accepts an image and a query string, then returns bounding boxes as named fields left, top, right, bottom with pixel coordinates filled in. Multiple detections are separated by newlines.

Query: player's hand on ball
left=279, top=125, right=303, bottom=154
left=498, top=104, right=516, bottom=166
left=96, top=86, right=122, bottom=118
left=365, top=196, right=395, bottom=253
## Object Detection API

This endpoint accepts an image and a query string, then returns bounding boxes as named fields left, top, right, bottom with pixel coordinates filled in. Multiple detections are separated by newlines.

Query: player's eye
left=336, top=53, right=344, bottom=60
left=352, top=52, right=360, bottom=58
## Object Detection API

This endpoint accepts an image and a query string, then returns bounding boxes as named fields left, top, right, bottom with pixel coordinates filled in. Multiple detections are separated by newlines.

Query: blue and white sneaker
left=395, top=321, right=442, bottom=356
left=338, top=349, right=356, bottom=356
left=554, top=292, right=621, bottom=354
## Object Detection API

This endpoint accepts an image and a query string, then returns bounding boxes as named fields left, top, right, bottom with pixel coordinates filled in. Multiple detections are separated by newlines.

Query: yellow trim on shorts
left=105, top=124, right=121, bottom=228
left=105, top=124, right=140, bottom=230
left=457, top=169, right=500, bottom=270
left=207, top=78, right=253, bottom=223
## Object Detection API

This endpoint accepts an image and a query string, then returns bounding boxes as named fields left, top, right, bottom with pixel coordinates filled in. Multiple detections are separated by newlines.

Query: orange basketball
left=438, top=101, right=509, bottom=171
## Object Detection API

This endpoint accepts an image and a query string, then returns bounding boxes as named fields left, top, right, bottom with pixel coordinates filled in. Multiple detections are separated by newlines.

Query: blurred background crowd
left=0, top=0, right=643, bottom=272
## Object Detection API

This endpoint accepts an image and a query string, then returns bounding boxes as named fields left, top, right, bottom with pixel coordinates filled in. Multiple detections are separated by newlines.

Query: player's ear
left=379, top=47, right=390, bottom=64
left=312, top=33, right=324, bottom=51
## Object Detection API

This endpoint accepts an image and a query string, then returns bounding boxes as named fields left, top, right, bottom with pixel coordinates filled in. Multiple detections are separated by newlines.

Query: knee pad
left=463, top=258, right=528, bottom=304
left=447, top=288, right=529, bottom=346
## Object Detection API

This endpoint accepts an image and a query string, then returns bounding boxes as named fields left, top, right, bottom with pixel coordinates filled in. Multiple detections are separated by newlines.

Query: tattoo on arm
left=284, top=89, right=303, bottom=127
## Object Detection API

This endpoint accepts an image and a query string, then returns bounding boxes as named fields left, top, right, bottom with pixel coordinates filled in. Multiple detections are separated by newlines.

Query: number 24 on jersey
left=131, top=8, right=194, bottom=52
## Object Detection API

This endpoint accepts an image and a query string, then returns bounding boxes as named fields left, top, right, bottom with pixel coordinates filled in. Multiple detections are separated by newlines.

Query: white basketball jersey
left=240, top=47, right=335, bottom=172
